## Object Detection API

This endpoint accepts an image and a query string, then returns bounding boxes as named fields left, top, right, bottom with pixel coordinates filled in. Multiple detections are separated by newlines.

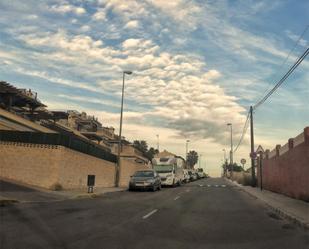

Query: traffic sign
left=240, top=158, right=246, bottom=165
left=250, top=152, right=257, bottom=159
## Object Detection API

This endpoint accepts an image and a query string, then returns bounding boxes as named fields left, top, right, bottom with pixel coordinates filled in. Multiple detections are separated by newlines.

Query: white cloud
left=124, top=20, right=139, bottom=29
left=14, top=29, right=247, bottom=144
left=285, top=30, right=308, bottom=47
left=80, top=25, right=91, bottom=32
left=92, top=8, right=107, bottom=21
left=49, top=3, right=86, bottom=15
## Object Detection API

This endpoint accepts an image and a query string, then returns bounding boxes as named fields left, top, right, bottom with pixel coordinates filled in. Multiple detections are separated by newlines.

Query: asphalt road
left=1, top=178, right=308, bottom=249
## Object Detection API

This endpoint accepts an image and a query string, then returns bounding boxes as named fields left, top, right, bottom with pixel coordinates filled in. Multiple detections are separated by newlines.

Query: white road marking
left=143, top=209, right=158, bottom=219
left=186, top=189, right=190, bottom=193
left=215, top=185, right=219, bottom=187
left=199, top=184, right=203, bottom=187
left=221, top=185, right=226, bottom=187
left=174, top=196, right=180, bottom=200
left=207, top=184, right=211, bottom=187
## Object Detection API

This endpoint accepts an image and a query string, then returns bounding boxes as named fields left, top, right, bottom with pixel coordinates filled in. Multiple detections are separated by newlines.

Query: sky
left=0, top=0, right=308, bottom=176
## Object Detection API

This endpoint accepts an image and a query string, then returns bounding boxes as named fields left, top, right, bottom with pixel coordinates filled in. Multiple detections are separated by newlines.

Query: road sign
left=250, top=152, right=257, bottom=159
left=240, top=158, right=246, bottom=165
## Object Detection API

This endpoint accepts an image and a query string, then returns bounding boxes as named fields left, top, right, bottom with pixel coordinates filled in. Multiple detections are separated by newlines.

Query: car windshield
left=153, top=165, right=173, bottom=173
left=133, top=171, right=154, bottom=177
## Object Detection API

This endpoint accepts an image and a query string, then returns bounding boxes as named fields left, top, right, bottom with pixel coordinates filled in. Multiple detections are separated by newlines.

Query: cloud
left=92, top=8, right=107, bottom=21
left=124, top=20, right=139, bottom=29
left=285, top=30, right=308, bottom=47
left=49, top=3, right=86, bottom=15
left=11, top=28, right=248, bottom=143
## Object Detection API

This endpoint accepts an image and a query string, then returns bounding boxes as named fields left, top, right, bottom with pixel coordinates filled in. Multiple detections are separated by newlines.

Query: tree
left=222, top=162, right=244, bottom=172
left=133, top=140, right=158, bottom=161
left=145, top=147, right=159, bottom=161
left=133, top=140, right=148, bottom=154
left=187, top=150, right=198, bottom=168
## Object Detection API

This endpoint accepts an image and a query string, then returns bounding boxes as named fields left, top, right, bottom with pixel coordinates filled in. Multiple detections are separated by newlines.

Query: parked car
left=129, top=170, right=161, bottom=191
left=194, top=172, right=200, bottom=180
left=197, top=168, right=205, bottom=178
left=188, top=170, right=197, bottom=181
left=182, top=169, right=190, bottom=183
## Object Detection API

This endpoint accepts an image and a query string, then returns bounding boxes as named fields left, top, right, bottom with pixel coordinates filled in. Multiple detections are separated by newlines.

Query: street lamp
left=156, top=134, right=160, bottom=152
left=115, top=70, right=132, bottom=187
left=222, top=149, right=226, bottom=162
left=227, top=123, right=233, bottom=177
left=185, top=139, right=190, bottom=168
left=222, top=149, right=228, bottom=176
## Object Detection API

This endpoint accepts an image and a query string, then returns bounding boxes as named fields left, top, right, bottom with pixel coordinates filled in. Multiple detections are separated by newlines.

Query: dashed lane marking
left=205, top=184, right=227, bottom=188
left=174, top=196, right=180, bottom=201
left=143, top=209, right=158, bottom=219
left=199, top=184, right=204, bottom=187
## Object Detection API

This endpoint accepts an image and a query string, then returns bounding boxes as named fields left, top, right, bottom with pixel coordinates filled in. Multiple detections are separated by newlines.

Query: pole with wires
left=250, top=106, right=256, bottom=186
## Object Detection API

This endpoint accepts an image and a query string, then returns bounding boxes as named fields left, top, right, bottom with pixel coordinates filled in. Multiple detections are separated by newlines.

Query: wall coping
left=263, top=127, right=308, bottom=160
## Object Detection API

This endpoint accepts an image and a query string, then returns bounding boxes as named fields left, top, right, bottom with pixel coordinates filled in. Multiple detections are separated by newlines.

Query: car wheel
left=158, top=184, right=162, bottom=190
left=152, top=186, right=156, bottom=192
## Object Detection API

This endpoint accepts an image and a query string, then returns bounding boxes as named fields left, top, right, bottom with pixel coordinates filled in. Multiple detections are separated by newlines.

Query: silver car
left=129, top=170, right=161, bottom=191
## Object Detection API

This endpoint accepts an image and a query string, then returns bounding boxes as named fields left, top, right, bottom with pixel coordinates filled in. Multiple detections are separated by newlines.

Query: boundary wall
left=257, top=127, right=309, bottom=201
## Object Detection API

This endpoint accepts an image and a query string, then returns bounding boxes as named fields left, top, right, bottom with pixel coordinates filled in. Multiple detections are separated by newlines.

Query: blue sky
left=0, top=0, right=308, bottom=176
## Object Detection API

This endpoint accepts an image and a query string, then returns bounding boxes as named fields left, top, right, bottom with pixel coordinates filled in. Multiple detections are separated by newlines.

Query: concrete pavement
left=0, top=179, right=126, bottom=203
left=1, top=178, right=308, bottom=249
left=228, top=179, right=309, bottom=229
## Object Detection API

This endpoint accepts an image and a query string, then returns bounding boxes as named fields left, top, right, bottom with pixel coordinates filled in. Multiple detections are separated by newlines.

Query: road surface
left=1, top=178, right=308, bottom=249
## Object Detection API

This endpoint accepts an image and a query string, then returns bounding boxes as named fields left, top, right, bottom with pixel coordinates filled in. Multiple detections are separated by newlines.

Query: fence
left=258, top=127, right=309, bottom=201
left=0, top=130, right=117, bottom=163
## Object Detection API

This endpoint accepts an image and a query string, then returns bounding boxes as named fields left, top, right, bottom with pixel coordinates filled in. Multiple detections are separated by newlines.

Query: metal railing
left=0, top=130, right=117, bottom=163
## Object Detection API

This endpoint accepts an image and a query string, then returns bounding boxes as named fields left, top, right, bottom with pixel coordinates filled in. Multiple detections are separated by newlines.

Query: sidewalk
left=54, top=186, right=127, bottom=200
left=0, top=179, right=126, bottom=204
left=227, top=179, right=309, bottom=230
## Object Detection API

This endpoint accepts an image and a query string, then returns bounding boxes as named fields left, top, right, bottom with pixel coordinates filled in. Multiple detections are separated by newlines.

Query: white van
left=152, top=156, right=185, bottom=186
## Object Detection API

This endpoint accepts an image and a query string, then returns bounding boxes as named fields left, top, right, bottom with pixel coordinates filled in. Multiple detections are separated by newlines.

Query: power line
left=253, top=46, right=309, bottom=110
left=233, top=110, right=250, bottom=153
left=256, top=25, right=309, bottom=101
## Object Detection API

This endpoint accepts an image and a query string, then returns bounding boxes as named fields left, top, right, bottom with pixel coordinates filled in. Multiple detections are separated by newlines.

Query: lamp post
left=227, top=123, right=233, bottom=177
left=222, top=149, right=228, bottom=176
left=222, top=149, right=226, bottom=162
left=186, top=139, right=190, bottom=168
left=115, top=70, right=132, bottom=187
left=156, top=134, right=160, bottom=152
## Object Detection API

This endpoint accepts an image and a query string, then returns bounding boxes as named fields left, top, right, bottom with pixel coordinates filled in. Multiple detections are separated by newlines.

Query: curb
left=0, top=198, right=19, bottom=207
left=225, top=178, right=309, bottom=231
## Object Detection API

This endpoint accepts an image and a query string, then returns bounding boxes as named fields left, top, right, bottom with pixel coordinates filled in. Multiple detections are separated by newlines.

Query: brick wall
left=0, top=142, right=61, bottom=188
left=0, top=141, right=116, bottom=190
left=257, top=127, right=309, bottom=201
left=118, top=157, right=150, bottom=187
left=58, top=147, right=116, bottom=189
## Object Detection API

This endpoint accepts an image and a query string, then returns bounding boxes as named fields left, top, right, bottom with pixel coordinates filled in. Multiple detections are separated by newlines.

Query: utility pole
left=115, top=71, right=132, bottom=187
left=250, top=106, right=256, bottom=186
left=156, top=134, right=160, bottom=152
left=186, top=139, right=190, bottom=168
left=227, top=123, right=233, bottom=178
